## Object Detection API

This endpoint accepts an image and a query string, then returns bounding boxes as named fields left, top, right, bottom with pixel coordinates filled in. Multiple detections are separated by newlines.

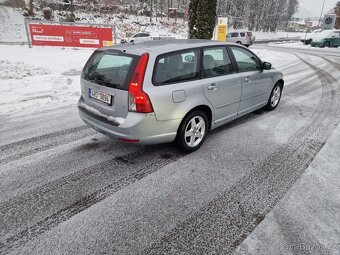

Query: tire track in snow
left=0, top=146, right=185, bottom=253
left=0, top=126, right=89, bottom=165
left=321, top=56, right=340, bottom=71
left=143, top=56, right=340, bottom=254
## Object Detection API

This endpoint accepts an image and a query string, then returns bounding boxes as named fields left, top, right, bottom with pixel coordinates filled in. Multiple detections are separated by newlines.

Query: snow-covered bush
left=42, top=7, right=53, bottom=20
left=65, top=13, right=76, bottom=22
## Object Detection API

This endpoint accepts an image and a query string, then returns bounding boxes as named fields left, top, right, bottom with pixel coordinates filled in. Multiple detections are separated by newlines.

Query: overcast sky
left=299, top=0, right=338, bottom=17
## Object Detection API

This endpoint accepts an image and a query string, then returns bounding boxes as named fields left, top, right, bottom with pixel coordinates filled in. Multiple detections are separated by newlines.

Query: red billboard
left=28, top=23, right=113, bottom=48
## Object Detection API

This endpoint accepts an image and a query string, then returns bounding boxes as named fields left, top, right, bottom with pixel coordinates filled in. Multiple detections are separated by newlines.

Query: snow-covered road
left=0, top=45, right=340, bottom=254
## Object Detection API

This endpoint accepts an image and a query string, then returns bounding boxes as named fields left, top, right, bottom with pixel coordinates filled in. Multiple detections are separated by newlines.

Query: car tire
left=265, top=82, right=283, bottom=111
left=323, top=41, right=330, bottom=48
left=176, top=111, right=208, bottom=152
left=236, top=41, right=242, bottom=45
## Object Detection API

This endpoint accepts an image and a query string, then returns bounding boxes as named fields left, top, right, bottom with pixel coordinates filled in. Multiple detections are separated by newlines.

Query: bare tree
left=29, top=0, right=34, bottom=15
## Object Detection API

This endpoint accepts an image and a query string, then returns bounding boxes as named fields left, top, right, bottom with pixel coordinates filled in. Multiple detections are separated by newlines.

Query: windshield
left=82, top=50, right=138, bottom=90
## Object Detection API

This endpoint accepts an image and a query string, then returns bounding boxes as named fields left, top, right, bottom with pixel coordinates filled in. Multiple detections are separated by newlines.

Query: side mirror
left=263, top=62, right=272, bottom=70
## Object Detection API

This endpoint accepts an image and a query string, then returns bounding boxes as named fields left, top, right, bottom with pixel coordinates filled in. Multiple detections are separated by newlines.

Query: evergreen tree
left=188, top=0, right=198, bottom=38
left=189, top=0, right=217, bottom=39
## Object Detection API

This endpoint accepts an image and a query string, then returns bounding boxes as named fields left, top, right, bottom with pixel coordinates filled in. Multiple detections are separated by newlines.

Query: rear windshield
left=82, top=50, right=138, bottom=90
left=246, top=32, right=253, bottom=37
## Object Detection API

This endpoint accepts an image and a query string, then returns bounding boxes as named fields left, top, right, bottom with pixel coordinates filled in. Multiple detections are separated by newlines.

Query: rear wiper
left=84, top=73, right=121, bottom=88
left=93, top=76, right=121, bottom=88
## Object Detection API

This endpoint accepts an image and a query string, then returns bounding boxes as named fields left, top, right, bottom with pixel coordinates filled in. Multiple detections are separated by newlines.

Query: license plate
left=89, top=88, right=112, bottom=105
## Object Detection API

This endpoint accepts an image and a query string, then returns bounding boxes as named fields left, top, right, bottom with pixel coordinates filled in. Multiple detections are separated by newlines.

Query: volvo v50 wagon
left=78, top=40, right=284, bottom=152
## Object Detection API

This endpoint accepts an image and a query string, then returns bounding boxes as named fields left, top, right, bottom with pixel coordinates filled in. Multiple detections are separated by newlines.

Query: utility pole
left=318, top=0, right=326, bottom=27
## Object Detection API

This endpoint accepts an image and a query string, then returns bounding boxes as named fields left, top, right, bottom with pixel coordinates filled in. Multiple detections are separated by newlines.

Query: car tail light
left=128, top=53, right=154, bottom=113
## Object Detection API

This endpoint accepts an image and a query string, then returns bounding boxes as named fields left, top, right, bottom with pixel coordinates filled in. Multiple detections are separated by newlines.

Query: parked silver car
left=78, top=40, right=284, bottom=152
left=226, top=31, right=255, bottom=47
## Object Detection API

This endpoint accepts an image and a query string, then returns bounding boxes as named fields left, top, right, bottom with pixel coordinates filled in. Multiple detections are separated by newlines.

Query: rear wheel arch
left=188, top=105, right=213, bottom=130
left=176, top=105, right=213, bottom=135
left=175, top=106, right=212, bottom=152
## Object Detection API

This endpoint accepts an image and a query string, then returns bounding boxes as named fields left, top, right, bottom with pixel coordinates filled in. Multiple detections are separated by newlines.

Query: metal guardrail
left=255, top=37, right=301, bottom=44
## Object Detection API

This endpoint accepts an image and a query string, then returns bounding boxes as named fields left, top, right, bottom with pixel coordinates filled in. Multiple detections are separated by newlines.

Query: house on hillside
left=288, top=18, right=318, bottom=32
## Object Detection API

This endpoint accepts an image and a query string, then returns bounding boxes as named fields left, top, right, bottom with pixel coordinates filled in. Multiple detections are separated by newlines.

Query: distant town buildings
left=287, top=18, right=319, bottom=32
left=288, top=1, right=340, bottom=32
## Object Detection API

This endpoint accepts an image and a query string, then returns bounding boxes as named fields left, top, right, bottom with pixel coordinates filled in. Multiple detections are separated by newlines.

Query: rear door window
left=203, top=47, right=233, bottom=78
left=82, top=50, right=137, bottom=90
left=240, top=32, right=245, bottom=37
left=153, top=49, right=200, bottom=86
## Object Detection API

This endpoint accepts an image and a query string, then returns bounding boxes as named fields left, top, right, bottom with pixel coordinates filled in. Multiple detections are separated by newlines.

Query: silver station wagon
left=78, top=40, right=284, bottom=152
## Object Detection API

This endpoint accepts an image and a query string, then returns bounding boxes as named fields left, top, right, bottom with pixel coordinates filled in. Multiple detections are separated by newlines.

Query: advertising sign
left=28, top=24, right=113, bottom=48
left=215, top=17, right=228, bottom=42
left=323, top=14, right=336, bottom=30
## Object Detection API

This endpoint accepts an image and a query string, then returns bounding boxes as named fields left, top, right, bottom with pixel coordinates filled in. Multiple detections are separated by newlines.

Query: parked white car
left=121, top=32, right=152, bottom=44
left=226, top=31, right=255, bottom=47
left=300, top=29, right=322, bottom=45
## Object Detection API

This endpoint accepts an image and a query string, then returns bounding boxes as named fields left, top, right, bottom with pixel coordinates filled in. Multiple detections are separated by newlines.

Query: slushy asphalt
left=235, top=122, right=340, bottom=255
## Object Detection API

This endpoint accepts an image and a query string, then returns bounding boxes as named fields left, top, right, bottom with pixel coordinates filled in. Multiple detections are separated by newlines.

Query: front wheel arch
left=265, top=81, right=283, bottom=111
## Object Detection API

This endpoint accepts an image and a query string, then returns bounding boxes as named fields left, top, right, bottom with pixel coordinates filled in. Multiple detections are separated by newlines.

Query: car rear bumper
left=78, top=100, right=180, bottom=145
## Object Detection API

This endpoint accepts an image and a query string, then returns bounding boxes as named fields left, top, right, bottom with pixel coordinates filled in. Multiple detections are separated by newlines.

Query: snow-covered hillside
left=0, top=6, right=26, bottom=42
left=0, top=5, right=188, bottom=43
left=0, top=45, right=93, bottom=118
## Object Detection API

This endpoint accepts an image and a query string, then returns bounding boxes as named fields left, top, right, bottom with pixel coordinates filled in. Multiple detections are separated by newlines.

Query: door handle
left=244, top=77, right=251, bottom=83
left=208, top=83, right=218, bottom=91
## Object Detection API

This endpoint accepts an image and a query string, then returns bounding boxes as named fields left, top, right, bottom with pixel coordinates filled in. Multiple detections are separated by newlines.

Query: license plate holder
left=89, top=88, right=112, bottom=105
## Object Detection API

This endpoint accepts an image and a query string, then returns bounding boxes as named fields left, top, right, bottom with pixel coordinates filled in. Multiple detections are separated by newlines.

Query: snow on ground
left=235, top=123, right=340, bottom=255
left=0, top=45, right=93, bottom=118
left=252, top=48, right=295, bottom=68
left=269, top=41, right=340, bottom=51
left=253, top=31, right=305, bottom=40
